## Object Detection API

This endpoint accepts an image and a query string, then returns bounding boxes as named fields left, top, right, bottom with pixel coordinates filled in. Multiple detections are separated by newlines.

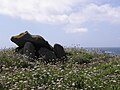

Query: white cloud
left=65, top=27, right=88, bottom=33
left=0, top=0, right=120, bottom=33
left=69, top=4, right=120, bottom=24
left=0, top=0, right=86, bottom=23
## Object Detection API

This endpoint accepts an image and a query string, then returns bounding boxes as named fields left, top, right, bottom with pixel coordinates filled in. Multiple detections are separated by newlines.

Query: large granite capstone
left=11, top=31, right=66, bottom=62
left=11, top=31, right=53, bottom=51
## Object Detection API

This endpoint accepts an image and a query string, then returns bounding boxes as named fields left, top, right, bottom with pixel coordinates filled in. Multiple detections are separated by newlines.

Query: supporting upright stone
left=23, top=42, right=36, bottom=59
left=54, top=44, right=66, bottom=59
left=38, top=48, right=56, bottom=62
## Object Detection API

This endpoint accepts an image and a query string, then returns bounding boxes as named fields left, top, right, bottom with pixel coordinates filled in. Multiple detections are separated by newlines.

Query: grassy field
left=0, top=48, right=120, bottom=90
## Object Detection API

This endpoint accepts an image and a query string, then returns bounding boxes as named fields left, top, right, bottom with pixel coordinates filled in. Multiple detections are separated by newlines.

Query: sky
left=0, top=0, right=120, bottom=48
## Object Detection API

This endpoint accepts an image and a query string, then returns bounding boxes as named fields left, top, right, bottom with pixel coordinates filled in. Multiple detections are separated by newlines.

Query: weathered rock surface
left=11, top=31, right=31, bottom=47
left=11, top=31, right=53, bottom=51
left=38, top=48, right=56, bottom=61
left=54, top=44, right=66, bottom=59
left=23, top=42, right=36, bottom=58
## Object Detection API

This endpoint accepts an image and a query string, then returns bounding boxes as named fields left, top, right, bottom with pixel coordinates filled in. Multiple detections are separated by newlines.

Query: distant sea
left=85, top=47, right=120, bottom=56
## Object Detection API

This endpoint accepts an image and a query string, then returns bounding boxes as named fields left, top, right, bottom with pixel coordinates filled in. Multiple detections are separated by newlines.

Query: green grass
left=0, top=48, right=120, bottom=90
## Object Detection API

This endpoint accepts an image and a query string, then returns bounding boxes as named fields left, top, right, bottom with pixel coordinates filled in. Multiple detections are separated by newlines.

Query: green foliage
left=66, top=48, right=94, bottom=64
left=71, top=52, right=94, bottom=64
left=0, top=48, right=120, bottom=90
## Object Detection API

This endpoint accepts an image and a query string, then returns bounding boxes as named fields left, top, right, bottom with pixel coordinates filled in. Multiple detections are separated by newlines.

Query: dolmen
left=11, top=31, right=66, bottom=63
